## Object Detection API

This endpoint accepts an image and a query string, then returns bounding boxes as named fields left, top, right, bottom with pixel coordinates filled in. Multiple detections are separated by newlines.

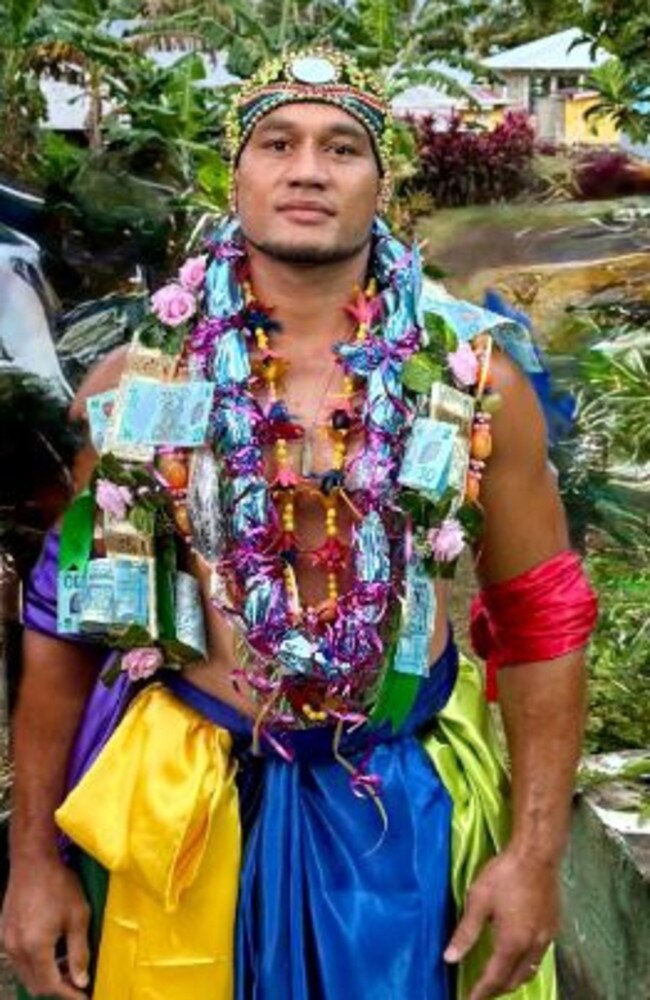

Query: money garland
left=58, top=218, right=502, bottom=735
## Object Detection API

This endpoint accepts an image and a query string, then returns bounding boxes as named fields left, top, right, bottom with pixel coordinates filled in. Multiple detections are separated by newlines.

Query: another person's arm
left=2, top=346, right=128, bottom=998
left=444, top=353, right=591, bottom=999
left=2, top=636, right=103, bottom=999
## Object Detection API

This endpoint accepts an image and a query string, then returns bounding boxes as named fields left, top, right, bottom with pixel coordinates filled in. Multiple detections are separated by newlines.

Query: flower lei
left=89, top=218, right=499, bottom=737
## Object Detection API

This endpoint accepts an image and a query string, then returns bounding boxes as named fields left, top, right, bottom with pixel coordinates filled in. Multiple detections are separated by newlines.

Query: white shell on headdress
left=289, top=55, right=338, bottom=85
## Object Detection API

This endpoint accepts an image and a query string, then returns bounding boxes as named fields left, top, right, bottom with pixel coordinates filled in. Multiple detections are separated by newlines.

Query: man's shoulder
left=69, top=345, right=129, bottom=423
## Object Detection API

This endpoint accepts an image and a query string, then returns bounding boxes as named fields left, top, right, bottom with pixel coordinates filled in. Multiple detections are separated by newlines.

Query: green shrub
left=585, top=553, right=650, bottom=753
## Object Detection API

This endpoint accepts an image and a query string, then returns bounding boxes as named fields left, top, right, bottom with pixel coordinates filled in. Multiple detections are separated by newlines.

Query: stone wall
left=558, top=753, right=650, bottom=1000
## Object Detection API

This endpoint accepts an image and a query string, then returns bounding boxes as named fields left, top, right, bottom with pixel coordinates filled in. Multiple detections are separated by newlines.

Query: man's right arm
left=1, top=632, right=102, bottom=999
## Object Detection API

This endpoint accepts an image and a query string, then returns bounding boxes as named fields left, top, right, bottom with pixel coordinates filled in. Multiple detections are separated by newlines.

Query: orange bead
left=465, top=474, right=481, bottom=505
left=173, top=503, right=192, bottom=536
left=471, top=428, right=493, bottom=460
left=158, top=456, right=189, bottom=491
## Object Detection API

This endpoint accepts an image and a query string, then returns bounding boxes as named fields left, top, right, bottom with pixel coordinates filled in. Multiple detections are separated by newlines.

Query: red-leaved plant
left=410, top=110, right=536, bottom=207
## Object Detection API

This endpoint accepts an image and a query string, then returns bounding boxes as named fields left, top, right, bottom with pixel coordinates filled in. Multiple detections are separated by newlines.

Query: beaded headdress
left=225, top=48, right=395, bottom=176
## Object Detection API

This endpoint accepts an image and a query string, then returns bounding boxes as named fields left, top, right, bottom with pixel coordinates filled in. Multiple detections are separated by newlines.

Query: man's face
left=235, top=103, right=381, bottom=265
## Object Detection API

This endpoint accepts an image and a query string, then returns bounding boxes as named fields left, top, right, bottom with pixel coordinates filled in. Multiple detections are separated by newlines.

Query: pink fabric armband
left=470, top=550, right=598, bottom=701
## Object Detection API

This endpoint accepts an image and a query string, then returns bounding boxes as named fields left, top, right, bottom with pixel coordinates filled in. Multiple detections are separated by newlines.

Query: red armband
left=470, top=550, right=598, bottom=701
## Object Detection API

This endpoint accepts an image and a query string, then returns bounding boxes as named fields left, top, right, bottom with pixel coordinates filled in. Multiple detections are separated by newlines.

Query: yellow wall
left=459, top=107, right=508, bottom=130
left=564, top=94, right=620, bottom=145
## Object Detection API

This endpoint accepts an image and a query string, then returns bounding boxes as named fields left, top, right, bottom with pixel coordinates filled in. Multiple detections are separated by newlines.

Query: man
left=2, top=50, right=596, bottom=1000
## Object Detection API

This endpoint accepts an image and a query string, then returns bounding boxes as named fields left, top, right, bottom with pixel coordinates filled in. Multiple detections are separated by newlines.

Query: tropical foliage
left=579, top=3, right=650, bottom=143
left=585, top=552, right=650, bottom=754
left=470, top=0, right=582, bottom=55
left=548, top=301, right=650, bottom=752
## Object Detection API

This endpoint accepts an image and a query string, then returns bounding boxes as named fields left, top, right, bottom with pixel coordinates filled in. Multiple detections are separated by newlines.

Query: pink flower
left=427, top=518, right=465, bottom=562
left=447, top=342, right=479, bottom=387
left=151, top=282, right=196, bottom=327
left=96, top=479, right=133, bottom=520
left=121, top=646, right=164, bottom=682
left=178, top=254, right=208, bottom=292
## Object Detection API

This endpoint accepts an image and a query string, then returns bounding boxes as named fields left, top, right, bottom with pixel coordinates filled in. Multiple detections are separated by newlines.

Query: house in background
left=40, top=20, right=237, bottom=134
left=392, top=62, right=511, bottom=130
left=483, top=28, right=618, bottom=145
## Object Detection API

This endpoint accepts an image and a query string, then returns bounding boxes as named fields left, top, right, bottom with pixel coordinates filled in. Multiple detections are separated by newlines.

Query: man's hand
left=444, top=849, right=559, bottom=1000
left=1, top=855, right=91, bottom=999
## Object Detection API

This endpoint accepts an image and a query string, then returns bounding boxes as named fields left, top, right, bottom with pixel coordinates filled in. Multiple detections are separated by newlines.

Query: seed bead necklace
left=243, top=277, right=378, bottom=627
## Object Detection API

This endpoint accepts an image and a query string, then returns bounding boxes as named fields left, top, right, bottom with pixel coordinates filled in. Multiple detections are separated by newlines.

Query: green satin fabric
left=423, top=655, right=558, bottom=1000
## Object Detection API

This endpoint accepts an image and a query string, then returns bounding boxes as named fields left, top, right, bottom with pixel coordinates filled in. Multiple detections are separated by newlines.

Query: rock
left=461, top=253, right=650, bottom=340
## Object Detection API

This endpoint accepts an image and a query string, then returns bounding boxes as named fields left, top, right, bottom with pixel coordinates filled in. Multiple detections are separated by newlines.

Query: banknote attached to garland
left=58, top=217, right=538, bottom=742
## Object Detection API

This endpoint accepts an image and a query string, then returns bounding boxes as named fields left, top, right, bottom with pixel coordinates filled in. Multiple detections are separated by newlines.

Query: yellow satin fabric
left=424, top=655, right=558, bottom=1000
left=55, top=684, right=240, bottom=1000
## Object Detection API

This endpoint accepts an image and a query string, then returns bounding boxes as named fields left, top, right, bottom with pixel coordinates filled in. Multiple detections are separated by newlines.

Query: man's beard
left=242, top=227, right=372, bottom=266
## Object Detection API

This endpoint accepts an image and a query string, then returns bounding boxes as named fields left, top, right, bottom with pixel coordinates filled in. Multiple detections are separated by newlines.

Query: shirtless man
left=2, top=49, right=595, bottom=1000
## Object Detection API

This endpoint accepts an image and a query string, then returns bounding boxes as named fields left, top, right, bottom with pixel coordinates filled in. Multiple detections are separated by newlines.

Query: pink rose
left=151, top=282, right=196, bottom=327
left=178, top=254, right=208, bottom=292
left=447, top=342, right=479, bottom=387
left=121, top=646, right=164, bottom=682
left=96, top=479, right=133, bottom=520
left=427, top=518, right=465, bottom=562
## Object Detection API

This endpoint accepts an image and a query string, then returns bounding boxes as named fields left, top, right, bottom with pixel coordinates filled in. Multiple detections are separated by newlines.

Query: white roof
left=484, top=28, right=610, bottom=73
left=392, top=84, right=507, bottom=115
left=393, top=85, right=458, bottom=113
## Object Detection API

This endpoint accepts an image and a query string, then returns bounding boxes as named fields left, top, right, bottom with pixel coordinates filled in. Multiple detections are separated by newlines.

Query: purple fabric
left=66, top=666, right=134, bottom=788
left=22, top=529, right=67, bottom=638
left=22, top=528, right=137, bottom=790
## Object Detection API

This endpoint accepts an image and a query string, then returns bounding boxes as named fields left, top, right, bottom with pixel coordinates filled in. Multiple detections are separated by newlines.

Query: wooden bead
left=471, top=428, right=493, bottom=460
left=481, top=391, right=502, bottom=415
left=173, top=503, right=192, bottom=536
left=158, top=456, right=188, bottom=490
left=465, top=474, right=481, bottom=505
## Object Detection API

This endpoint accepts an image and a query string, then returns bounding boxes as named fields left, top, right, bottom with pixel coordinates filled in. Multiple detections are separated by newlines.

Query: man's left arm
left=445, top=351, right=593, bottom=999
